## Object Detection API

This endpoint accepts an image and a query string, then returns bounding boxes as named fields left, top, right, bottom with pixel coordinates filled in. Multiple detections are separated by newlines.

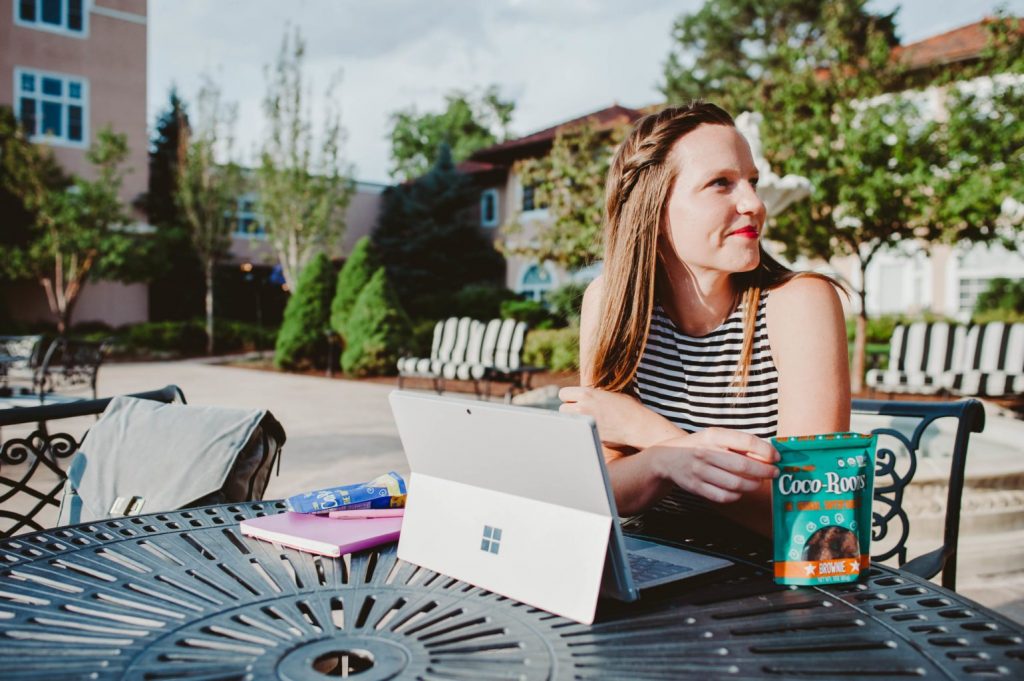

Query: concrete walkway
left=34, top=359, right=1024, bottom=624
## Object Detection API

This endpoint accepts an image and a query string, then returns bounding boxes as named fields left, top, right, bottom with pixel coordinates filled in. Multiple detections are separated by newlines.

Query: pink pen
left=327, top=508, right=405, bottom=519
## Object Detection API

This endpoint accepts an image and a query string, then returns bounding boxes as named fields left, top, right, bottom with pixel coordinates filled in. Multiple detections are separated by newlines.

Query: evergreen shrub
left=453, top=283, right=519, bottom=320
left=523, top=327, right=579, bottom=372
left=373, top=143, right=505, bottom=311
left=331, top=236, right=380, bottom=337
left=500, top=298, right=555, bottom=329
left=342, top=267, right=412, bottom=377
left=274, top=253, right=336, bottom=370
left=409, top=318, right=439, bottom=357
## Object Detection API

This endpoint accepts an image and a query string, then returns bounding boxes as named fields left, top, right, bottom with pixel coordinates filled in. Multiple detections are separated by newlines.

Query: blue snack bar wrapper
left=285, top=471, right=408, bottom=514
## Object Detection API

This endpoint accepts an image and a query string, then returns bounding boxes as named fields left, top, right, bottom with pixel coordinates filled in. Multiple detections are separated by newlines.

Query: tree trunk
left=851, top=287, right=868, bottom=395
left=205, top=260, right=215, bottom=356
left=40, top=276, right=72, bottom=336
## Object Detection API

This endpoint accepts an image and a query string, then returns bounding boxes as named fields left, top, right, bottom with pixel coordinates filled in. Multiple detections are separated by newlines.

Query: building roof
left=462, top=103, right=644, bottom=171
left=894, top=17, right=1022, bottom=70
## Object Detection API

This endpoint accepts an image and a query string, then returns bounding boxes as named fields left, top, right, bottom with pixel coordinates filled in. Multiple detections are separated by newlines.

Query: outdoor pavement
left=20, top=357, right=1024, bottom=624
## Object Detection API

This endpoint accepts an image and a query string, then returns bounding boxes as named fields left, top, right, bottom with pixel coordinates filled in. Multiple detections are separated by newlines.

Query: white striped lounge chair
left=865, top=322, right=965, bottom=395
left=397, top=317, right=532, bottom=399
left=943, top=322, right=1024, bottom=398
left=396, top=317, right=475, bottom=392
left=442, top=318, right=528, bottom=379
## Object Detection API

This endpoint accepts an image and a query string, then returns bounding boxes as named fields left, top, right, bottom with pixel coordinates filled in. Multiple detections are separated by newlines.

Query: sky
left=148, top=0, right=1024, bottom=185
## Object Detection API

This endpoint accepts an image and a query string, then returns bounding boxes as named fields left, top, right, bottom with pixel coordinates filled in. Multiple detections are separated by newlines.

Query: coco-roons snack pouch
left=770, top=433, right=877, bottom=586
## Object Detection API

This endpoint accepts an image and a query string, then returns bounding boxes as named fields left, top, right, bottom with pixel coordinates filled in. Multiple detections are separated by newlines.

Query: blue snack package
left=285, top=471, right=408, bottom=514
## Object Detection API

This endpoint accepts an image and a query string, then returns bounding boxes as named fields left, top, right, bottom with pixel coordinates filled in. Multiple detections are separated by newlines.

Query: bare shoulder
left=579, top=276, right=605, bottom=320
left=583, top=275, right=605, bottom=302
left=578, top=276, right=606, bottom=386
left=766, top=275, right=843, bottom=318
left=765, top=274, right=843, bottom=358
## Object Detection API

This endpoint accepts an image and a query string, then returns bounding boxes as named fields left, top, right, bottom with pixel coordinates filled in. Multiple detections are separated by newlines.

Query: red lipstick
left=729, top=226, right=759, bottom=238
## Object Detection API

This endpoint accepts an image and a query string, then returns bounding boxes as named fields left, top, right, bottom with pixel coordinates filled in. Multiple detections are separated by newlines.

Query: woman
left=559, top=103, right=850, bottom=533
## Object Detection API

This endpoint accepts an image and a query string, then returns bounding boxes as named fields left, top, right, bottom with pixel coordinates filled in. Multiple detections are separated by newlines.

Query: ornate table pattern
left=0, top=501, right=1021, bottom=680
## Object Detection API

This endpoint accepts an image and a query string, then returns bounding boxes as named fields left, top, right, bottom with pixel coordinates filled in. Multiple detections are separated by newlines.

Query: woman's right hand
left=647, top=430, right=779, bottom=504
left=677, top=427, right=779, bottom=463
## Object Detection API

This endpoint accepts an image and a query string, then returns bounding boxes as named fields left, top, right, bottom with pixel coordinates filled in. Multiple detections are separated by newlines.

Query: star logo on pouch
left=804, top=564, right=817, bottom=576
left=848, top=560, right=860, bottom=573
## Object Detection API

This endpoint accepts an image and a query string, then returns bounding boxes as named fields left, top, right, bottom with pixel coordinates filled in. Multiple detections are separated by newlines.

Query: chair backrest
left=463, top=320, right=487, bottom=365
left=37, top=338, right=107, bottom=398
left=889, top=322, right=963, bottom=375
left=0, top=385, right=186, bottom=537
left=433, top=317, right=472, bottom=364
left=0, top=335, right=45, bottom=371
left=852, top=398, right=985, bottom=591
left=489, top=319, right=528, bottom=371
left=958, top=322, right=1024, bottom=373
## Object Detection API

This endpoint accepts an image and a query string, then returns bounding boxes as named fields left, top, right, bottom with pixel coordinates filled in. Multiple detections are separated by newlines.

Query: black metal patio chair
left=852, top=398, right=986, bottom=592
left=34, top=337, right=108, bottom=402
left=0, top=334, right=46, bottom=393
left=0, top=385, right=186, bottom=538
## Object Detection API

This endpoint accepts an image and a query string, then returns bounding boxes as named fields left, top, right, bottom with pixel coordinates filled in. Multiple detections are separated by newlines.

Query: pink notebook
left=239, top=512, right=403, bottom=557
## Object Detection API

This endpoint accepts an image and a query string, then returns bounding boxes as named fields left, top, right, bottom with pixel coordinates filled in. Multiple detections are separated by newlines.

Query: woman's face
left=660, top=124, right=766, bottom=277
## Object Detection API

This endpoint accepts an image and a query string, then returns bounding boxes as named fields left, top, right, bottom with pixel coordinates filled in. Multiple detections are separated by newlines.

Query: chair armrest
left=900, top=545, right=950, bottom=582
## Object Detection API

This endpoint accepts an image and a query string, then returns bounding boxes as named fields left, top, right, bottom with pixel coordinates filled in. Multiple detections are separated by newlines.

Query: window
left=480, top=189, right=499, bottom=228
left=518, top=263, right=555, bottom=302
left=15, top=0, right=88, bottom=37
left=520, top=183, right=549, bottom=213
left=522, top=184, right=537, bottom=212
left=14, top=68, right=88, bottom=147
left=234, top=196, right=266, bottom=238
left=958, top=277, right=996, bottom=315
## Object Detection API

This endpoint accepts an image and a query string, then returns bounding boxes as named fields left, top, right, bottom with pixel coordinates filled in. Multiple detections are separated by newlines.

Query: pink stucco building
left=1, top=0, right=150, bottom=327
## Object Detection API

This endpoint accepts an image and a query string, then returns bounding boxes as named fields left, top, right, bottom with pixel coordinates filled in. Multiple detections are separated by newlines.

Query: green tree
left=0, top=107, right=68, bottom=282
left=259, top=27, right=354, bottom=291
left=176, top=79, right=242, bottom=355
left=147, top=88, right=189, bottom=231
left=0, top=109, right=143, bottom=334
left=330, top=235, right=380, bottom=337
left=503, top=121, right=626, bottom=270
left=388, top=85, right=514, bottom=181
left=662, top=0, right=897, bottom=113
left=928, top=15, right=1024, bottom=253
left=975, top=277, right=1024, bottom=316
left=145, top=88, right=205, bottom=322
left=373, top=143, right=504, bottom=316
left=274, top=252, right=336, bottom=370
left=341, top=267, right=412, bottom=377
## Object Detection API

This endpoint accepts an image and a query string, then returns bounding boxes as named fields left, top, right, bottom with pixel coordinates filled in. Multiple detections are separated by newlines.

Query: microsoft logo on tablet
left=480, top=525, right=502, bottom=554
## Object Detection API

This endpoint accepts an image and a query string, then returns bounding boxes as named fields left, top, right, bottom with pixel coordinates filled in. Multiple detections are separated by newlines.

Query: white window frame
left=480, top=188, right=499, bottom=228
left=13, top=67, right=89, bottom=148
left=13, top=0, right=90, bottom=38
left=233, top=193, right=267, bottom=240
left=517, top=262, right=557, bottom=302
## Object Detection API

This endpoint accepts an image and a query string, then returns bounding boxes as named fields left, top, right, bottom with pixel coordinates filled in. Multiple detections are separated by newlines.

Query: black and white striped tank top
left=634, top=290, right=779, bottom=438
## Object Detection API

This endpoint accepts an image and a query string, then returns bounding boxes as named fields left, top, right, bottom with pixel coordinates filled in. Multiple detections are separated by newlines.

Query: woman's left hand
left=558, top=386, right=680, bottom=450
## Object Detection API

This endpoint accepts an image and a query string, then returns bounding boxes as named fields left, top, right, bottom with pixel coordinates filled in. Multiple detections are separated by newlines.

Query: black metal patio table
left=0, top=501, right=1021, bottom=680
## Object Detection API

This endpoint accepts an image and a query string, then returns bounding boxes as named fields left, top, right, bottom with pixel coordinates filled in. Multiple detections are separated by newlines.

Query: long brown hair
left=591, top=102, right=825, bottom=393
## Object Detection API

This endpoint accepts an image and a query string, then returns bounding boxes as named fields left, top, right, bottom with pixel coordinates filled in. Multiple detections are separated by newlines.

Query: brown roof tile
left=469, top=103, right=645, bottom=163
left=894, top=17, right=1022, bottom=70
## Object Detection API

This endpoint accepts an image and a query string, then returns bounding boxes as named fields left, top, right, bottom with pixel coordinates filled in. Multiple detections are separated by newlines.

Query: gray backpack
left=58, top=396, right=286, bottom=525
